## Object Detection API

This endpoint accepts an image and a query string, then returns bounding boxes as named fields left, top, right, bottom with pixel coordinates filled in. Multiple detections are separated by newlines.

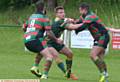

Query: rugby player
left=23, top=1, right=63, bottom=79
left=75, top=3, right=110, bottom=82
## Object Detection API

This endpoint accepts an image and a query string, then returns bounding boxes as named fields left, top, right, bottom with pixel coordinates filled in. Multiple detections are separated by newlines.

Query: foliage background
left=0, top=0, right=120, bottom=28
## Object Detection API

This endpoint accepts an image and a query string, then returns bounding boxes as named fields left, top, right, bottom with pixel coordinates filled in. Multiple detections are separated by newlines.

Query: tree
left=110, top=0, right=119, bottom=5
left=46, top=0, right=58, bottom=10
left=0, top=0, right=11, bottom=10
left=46, top=0, right=69, bottom=10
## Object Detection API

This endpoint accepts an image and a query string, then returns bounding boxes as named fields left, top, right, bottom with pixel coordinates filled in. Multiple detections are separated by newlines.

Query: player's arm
left=44, top=19, right=63, bottom=44
left=65, top=23, right=84, bottom=30
left=46, top=29, right=57, bottom=41
left=75, top=23, right=90, bottom=34
left=22, top=20, right=28, bottom=32
left=75, top=16, right=93, bottom=34
left=74, top=16, right=84, bottom=24
left=63, top=17, right=85, bottom=30
left=46, top=29, right=63, bottom=44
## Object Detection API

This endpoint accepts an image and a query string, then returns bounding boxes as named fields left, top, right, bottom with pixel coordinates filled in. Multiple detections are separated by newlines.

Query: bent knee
left=90, top=52, right=98, bottom=60
left=66, top=51, right=73, bottom=59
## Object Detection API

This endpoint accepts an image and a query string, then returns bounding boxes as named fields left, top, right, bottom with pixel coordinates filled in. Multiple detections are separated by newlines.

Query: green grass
left=0, top=27, right=120, bottom=82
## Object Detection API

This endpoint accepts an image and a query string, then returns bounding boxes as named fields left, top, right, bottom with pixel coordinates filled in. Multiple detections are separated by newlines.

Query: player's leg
left=98, top=51, right=109, bottom=82
left=40, top=47, right=54, bottom=79
left=98, top=34, right=110, bottom=82
left=34, top=53, right=43, bottom=67
left=48, top=42, right=78, bottom=80
left=48, top=42, right=66, bottom=75
left=25, top=40, right=44, bottom=77
left=90, top=46, right=107, bottom=82
left=98, top=34, right=109, bottom=77
left=90, top=46, right=105, bottom=73
left=91, top=34, right=109, bottom=82
left=48, top=47, right=66, bottom=74
left=41, top=47, right=66, bottom=79
left=98, top=51, right=108, bottom=75
left=60, top=46, right=73, bottom=75
left=59, top=46, right=78, bottom=80
left=25, top=39, right=54, bottom=79
left=30, top=53, right=43, bottom=77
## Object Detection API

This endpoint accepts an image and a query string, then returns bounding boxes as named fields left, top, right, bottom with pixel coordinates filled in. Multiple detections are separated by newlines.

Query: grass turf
left=0, top=27, right=120, bottom=82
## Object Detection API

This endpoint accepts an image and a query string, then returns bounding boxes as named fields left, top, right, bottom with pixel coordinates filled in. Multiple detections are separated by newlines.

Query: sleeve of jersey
left=77, top=23, right=89, bottom=31
left=83, top=15, right=96, bottom=23
left=75, top=23, right=90, bottom=34
left=44, top=19, right=51, bottom=30
left=77, top=15, right=96, bottom=30
left=76, top=16, right=84, bottom=24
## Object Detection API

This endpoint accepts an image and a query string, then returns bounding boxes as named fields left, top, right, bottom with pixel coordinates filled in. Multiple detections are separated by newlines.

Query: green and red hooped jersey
left=23, top=13, right=51, bottom=43
left=78, top=11, right=108, bottom=40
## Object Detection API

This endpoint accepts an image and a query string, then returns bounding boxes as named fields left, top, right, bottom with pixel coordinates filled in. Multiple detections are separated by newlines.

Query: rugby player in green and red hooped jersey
left=75, top=3, right=110, bottom=82
left=23, top=1, right=63, bottom=79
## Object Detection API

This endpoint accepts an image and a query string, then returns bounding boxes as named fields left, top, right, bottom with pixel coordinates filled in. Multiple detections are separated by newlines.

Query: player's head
left=54, top=6, right=65, bottom=19
left=35, top=1, right=46, bottom=14
left=79, top=2, right=90, bottom=15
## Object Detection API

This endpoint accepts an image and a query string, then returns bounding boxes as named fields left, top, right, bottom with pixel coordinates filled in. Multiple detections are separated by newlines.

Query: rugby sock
left=57, top=62, right=66, bottom=73
left=101, top=61, right=108, bottom=77
left=66, top=59, right=72, bottom=71
left=66, top=59, right=72, bottom=78
left=43, top=60, right=52, bottom=75
left=93, top=58, right=105, bottom=73
left=33, top=63, right=39, bottom=67
left=102, top=61, right=107, bottom=72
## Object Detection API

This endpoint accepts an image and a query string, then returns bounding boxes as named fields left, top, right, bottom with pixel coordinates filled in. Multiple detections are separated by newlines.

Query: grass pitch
left=0, top=27, right=120, bottom=82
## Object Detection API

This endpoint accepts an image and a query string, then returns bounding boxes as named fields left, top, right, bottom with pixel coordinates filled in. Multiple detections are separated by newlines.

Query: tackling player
left=75, top=3, right=110, bottom=82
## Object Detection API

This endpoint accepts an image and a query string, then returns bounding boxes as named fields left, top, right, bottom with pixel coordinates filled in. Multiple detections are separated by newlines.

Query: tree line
left=0, top=0, right=119, bottom=11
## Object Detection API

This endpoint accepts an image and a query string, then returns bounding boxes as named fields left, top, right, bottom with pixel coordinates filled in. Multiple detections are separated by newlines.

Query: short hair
left=79, top=2, right=90, bottom=11
left=35, top=1, right=45, bottom=12
left=54, top=6, right=64, bottom=13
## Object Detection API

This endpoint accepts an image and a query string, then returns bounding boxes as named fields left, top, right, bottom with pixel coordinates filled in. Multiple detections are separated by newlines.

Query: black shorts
left=25, top=39, right=47, bottom=53
left=94, top=33, right=110, bottom=49
left=47, top=40, right=65, bottom=52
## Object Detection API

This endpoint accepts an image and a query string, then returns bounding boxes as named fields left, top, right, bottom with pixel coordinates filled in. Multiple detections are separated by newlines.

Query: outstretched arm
left=75, top=23, right=90, bottom=34
left=65, top=23, right=84, bottom=30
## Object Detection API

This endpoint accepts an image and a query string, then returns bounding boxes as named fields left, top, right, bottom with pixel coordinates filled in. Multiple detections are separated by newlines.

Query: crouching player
left=23, top=1, right=63, bottom=79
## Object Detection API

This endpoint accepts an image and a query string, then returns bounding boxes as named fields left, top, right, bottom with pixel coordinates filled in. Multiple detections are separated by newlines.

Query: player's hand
left=56, top=38, right=63, bottom=44
left=64, top=18, right=74, bottom=23
left=74, top=19, right=80, bottom=24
